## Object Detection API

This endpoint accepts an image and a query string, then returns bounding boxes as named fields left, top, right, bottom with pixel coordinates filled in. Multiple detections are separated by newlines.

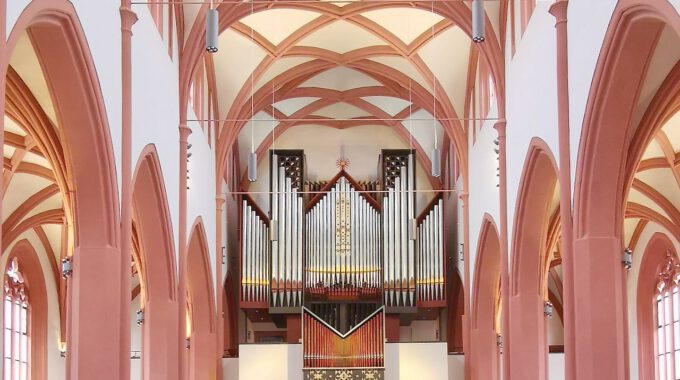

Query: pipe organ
left=305, top=176, right=382, bottom=298
left=238, top=149, right=446, bottom=380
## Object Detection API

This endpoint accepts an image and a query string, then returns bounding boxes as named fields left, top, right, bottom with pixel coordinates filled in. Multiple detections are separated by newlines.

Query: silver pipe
left=388, top=188, right=395, bottom=306
left=407, top=154, right=416, bottom=306
left=291, top=188, right=298, bottom=306
left=331, top=185, right=337, bottom=289
left=270, top=155, right=278, bottom=305
left=394, top=176, right=402, bottom=306
left=437, top=200, right=444, bottom=300
left=255, top=217, right=260, bottom=302
left=285, top=177, right=293, bottom=306
left=423, top=216, right=429, bottom=301
left=241, top=200, right=248, bottom=301
left=400, top=166, right=408, bottom=306
left=297, top=197, right=303, bottom=305
left=277, top=167, right=286, bottom=307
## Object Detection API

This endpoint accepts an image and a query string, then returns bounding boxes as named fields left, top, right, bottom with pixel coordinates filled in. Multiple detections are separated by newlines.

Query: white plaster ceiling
left=186, top=4, right=491, bottom=189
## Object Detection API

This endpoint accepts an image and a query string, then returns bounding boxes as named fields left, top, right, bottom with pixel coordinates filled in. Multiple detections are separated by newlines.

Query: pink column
left=494, top=121, right=511, bottom=380
left=548, top=2, right=575, bottom=379
left=460, top=190, right=472, bottom=380
left=215, top=194, right=226, bottom=378
left=572, top=236, right=628, bottom=379
left=178, top=124, right=192, bottom=380
left=120, top=4, right=137, bottom=380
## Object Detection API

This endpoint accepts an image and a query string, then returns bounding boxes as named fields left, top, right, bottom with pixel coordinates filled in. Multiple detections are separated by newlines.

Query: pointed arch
left=132, top=145, right=179, bottom=380
left=636, top=232, right=678, bottom=380
left=186, top=218, right=217, bottom=380
left=3, top=2, right=122, bottom=379
left=574, top=2, right=680, bottom=378
left=509, top=138, right=558, bottom=380
left=4, top=240, right=48, bottom=380
left=470, top=214, right=501, bottom=380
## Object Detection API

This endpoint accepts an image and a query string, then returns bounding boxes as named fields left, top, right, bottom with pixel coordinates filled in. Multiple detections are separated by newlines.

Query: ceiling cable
left=247, top=0, right=257, bottom=182
left=189, top=117, right=500, bottom=122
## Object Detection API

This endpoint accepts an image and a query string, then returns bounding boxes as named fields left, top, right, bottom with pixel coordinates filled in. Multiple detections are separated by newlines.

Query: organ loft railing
left=238, top=149, right=446, bottom=380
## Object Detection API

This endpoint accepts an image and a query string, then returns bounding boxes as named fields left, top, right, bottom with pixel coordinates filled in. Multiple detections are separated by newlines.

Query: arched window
left=3, top=258, right=29, bottom=380
left=655, top=253, right=680, bottom=380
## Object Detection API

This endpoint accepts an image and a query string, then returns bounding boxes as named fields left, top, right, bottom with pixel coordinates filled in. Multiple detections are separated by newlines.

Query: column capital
left=459, top=191, right=469, bottom=203
left=119, top=7, right=138, bottom=34
left=493, top=120, right=507, bottom=139
left=179, top=124, right=192, bottom=142
left=549, top=0, right=568, bottom=26
left=216, top=195, right=227, bottom=207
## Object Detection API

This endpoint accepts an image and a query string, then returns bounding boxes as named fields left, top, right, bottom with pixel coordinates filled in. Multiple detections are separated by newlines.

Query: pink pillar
left=548, top=2, right=575, bottom=379
left=215, top=194, right=226, bottom=378
left=572, top=236, right=628, bottom=379
left=459, top=191, right=472, bottom=380
left=178, top=124, right=192, bottom=380
left=494, top=121, right=511, bottom=380
left=120, top=4, right=137, bottom=380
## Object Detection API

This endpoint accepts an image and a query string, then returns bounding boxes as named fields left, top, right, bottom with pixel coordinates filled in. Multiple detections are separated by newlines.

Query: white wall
left=222, top=357, right=239, bottom=380
left=238, top=344, right=302, bottom=380
left=549, top=353, right=565, bottom=380
left=448, top=354, right=464, bottom=379
left=385, top=342, right=448, bottom=380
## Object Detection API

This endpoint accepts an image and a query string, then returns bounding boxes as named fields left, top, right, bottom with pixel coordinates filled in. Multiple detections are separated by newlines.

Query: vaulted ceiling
left=184, top=1, right=501, bottom=185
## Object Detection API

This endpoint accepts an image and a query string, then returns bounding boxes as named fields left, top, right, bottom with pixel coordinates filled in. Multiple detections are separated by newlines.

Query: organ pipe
left=303, top=307, right=385, bottom=369
left=304, top=177, right=381, bottom=296
left=240, top=198, right=270, bottom=304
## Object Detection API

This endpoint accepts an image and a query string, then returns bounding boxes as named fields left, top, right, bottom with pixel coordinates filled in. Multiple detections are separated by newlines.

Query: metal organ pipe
left=240, top=199, right=270, bottom=304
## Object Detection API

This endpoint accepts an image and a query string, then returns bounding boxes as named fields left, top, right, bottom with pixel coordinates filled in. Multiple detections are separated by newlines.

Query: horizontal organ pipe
left=240, top=199, right=270, bottom=304
left=304, top=177, right=380, bottom=296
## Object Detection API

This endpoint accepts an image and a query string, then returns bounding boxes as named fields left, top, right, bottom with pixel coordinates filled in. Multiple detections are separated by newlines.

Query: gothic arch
left=636, top=232, right=678, bottom=380
left=3, top=1, right=122, bottom=378
left=574, top=1, right=680, bottom=378
left=5, top=240, right=48, bottom=380
left=132, top=145, right=178, bottom=380
left=509, top=138, right=558, bottom=380
left=186, top=218, right=217, bottom=380
left=470, top=214, right=501, bottom=380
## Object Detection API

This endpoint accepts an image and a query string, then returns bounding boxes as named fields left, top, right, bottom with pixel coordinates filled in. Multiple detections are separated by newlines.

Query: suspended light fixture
left=430, top=3, right=441, bottom=178
left=472, top=0, right=485, bottom=43
left=205, top=3, right=219, bottom=53
left=247, top=1, right=257, bottom=182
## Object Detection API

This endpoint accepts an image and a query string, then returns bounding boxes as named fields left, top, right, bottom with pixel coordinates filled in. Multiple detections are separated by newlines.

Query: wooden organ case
left=239, top=149, right=446, bottom=380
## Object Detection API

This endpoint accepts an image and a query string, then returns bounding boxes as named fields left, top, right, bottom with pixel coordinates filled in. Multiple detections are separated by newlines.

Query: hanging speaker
left=431, top=148, right=441, bottom=178
left=472, top=0, right=485, bottom=43
left=248, top=152, right=257, bottom=182
left=206, top=9, right=219, bottom=53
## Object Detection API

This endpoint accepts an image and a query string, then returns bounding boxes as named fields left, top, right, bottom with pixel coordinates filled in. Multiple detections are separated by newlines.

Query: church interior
left=1, top=0, right=680, bottom=379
